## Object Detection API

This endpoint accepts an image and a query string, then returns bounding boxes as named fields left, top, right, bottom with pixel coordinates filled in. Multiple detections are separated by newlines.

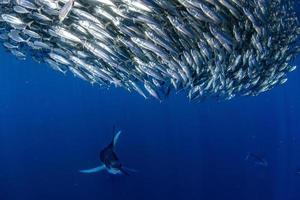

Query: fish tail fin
left=26, top=21, right=34, bottom=29
left=25, top=37, right=31, bottom=44
left=79, top=165, right=105, bottom=174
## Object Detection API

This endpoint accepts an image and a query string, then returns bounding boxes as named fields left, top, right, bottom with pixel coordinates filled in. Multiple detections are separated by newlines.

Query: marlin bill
left=0, top=0, right=299, bottom=101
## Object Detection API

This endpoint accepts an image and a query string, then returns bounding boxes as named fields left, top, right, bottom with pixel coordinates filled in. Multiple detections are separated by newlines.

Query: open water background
left=0, top=5, right=300, bottom=200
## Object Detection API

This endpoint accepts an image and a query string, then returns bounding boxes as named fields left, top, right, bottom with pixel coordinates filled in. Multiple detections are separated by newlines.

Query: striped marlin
left=79, top=129, right=134, bottom=175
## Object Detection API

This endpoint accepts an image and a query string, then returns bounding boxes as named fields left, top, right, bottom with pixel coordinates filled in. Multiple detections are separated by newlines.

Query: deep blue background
left=1, top=7, right=300, bottom=200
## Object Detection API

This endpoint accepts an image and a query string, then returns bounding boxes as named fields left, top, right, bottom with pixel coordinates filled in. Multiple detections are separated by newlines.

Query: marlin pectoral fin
left=120, top=167, right=130, bottom=176
left=79, top=165, right=106, bottom=174
left=119, top=167, right=138, bottom=176
left=123, top=167, right=138, bottom=173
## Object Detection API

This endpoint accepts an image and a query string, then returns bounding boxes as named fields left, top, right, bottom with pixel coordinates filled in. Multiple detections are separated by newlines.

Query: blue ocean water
left=1, top=9, right=300, bottom=200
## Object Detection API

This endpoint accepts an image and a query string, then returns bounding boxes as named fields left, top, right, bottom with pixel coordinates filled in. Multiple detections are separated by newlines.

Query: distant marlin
left=79, top=130, right=135, bottom=176
left=245, top=153, right=268, bottom=167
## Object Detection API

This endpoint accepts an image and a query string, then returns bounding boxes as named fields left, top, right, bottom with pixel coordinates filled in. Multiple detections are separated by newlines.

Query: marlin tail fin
left=120, top=167, right=138, bottom=176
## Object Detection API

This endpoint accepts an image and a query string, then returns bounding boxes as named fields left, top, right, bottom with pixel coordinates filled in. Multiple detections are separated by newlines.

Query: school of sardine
left=0, top=0, right=299, bottom=101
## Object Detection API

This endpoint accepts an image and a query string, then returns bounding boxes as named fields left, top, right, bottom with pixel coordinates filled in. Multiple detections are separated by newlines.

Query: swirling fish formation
left=0, top=0, right=299, bottom=101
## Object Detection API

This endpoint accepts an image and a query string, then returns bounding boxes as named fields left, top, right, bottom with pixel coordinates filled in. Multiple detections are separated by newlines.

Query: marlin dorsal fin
left=113, top=130, right=122, bottom=147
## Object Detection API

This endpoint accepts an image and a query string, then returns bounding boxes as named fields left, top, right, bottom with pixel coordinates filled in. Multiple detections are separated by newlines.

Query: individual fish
left=22, top=29, right=41, bottom=39
left=1, top=14, right=24, bottom=25
left=129, top=80, right=147, bottom=99
left=32, top=12, right=52, bottom=22
left=16, top=0, right=38, bottom=10
left=8, top=29, right=29, bottom=43
left=59, top=0, right=75, bottom=23
left=3, top=42, right=18, bottom=49
left=144, top=81, right=161, bottom=101
left=13, top=5, right=30, bottom=14
left=48, top=52, right=71, bottom=66
left=10, top=49, right=26, bottom=60
left=51, top=26, right=82, bottom=43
